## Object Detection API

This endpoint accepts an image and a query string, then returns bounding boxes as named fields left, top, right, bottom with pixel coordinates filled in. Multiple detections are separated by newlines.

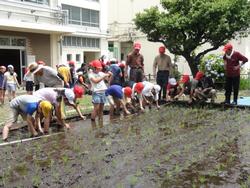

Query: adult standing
left=28, top=63, right=63, bottom=90
left=125, top=42, right=144, bottom=82
left=223, top=43, right=248, bottom=105
left=153, top=46, right=172, bottom=101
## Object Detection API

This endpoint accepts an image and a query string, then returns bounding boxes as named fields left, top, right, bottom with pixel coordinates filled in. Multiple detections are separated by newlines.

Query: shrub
left=200, top=54, right=225, bottom=83
left=240, top=77, right=250, bottom=90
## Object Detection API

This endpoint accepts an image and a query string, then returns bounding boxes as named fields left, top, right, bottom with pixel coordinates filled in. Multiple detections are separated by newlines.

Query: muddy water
left=0, top=106, right=250, bottom=187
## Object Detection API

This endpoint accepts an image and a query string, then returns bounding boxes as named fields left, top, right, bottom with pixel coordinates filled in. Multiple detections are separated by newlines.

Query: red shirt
left=223, top=51, right=248, bottom=77
left=167, top=83, right=179, bottom=91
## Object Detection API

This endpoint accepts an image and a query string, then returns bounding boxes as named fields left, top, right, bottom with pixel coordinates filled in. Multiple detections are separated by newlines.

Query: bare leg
left=2, top=122, right=13, bottom=140
left=91, top=103, right=100, bottom=121
left=98, top=104, right=104, bottom=120
left=12, top=91, right=16, bottom=100
left=26, top=117, right=38, bottom=137
left=8, top=90, right=11, bottom=102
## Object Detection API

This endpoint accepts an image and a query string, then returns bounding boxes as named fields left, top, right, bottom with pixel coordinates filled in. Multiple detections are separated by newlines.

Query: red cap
left=134, top=82, right=144, bottom=93
left=73, top=85, right=84, bottom=98
left=180, top=75, right=190, bottom=83
left=123, top=87, right=132, bottom=97
left=68, top=60, right=75, bottom=66
left=195, top=71, right=204, bottom=80
left=89, top=60, right=102, bottom=69
left=223, top=43, right=233, bottom=52
left=133, top=42, right=141, bottom=50
left=37, top=60, right=45, bottom=65
left=118, top=62, right=125, bottom=68
left=159, top=46, right=166, bottom=54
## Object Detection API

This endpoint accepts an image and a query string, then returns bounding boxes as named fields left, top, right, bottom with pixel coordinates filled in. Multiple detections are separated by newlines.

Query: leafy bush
left=200, top=54, right=225, bottom=83
left=240, top=77, right=250, bottom=90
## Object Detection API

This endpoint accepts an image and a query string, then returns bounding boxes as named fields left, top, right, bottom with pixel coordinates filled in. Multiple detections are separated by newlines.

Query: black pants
left=157, top=70, right=169, bottom=100
left=225, top=76, right=240, bottom=103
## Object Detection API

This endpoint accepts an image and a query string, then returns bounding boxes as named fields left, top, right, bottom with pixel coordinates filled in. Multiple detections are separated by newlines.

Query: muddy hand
left=81, top=115, right=87, bottom=120
left=65, top=123, right=71, bottom=129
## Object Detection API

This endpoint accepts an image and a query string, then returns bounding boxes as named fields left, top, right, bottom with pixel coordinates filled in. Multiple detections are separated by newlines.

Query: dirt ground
left=0, top=104, right=250, bottom=188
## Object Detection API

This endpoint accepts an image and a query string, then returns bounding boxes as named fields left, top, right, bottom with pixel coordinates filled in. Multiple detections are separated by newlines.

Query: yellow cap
left=39, top=101, right=52, bottom=118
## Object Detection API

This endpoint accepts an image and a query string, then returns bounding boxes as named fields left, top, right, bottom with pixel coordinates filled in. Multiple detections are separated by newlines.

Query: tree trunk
left=183, top=55, right=198, bottom=77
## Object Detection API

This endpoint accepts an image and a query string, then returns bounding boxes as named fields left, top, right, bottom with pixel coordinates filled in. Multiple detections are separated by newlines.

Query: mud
left=0, top=105, right=250, bottom=187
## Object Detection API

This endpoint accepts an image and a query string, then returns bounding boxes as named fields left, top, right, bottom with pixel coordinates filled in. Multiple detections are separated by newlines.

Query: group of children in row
left=1, top=56, right=216, bottom=141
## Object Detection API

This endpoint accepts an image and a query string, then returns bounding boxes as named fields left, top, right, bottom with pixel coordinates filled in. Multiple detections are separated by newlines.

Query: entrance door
left=0, top=49, right=21, bottom=83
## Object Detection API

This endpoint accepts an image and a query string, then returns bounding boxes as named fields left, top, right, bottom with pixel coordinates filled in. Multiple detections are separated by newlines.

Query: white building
left=108, top=0, right=250, bottom=76
left=0, top=0, right=108, bottom=82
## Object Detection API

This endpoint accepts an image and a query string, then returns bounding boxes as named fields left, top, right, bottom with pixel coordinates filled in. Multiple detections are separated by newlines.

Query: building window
left=63, top=36, right=100, bottom=48
left=76, top=54, right=81, bottom=62
left=21, top=0, right=49, bottom=5
left=62, top=4, right=99, bottom=27
left=67, top=54, right=72, bottom=61
left=0, top=37, right=26, bottom=47
left=0, top=38, right=10, bottom=46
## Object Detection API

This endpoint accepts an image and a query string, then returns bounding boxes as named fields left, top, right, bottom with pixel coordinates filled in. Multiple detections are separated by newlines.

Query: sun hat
left=133, top=42, right=141, bottom=50
left=123, top=87, right=132, bottom=97
left=134, top=82, right=144, bottom=93
left=73, top=85, right=84, bottom=98
left=65, top=88, right=75, bottom=105
left=28, top=62, right=39, bottom=72
left=39, top=101, right=52, bottom=118
left=223, top=43, right=233, bottom=52
left=169, top=78, right=177, bottom=85
left=180, top=75, right=190, bottom=83
left=159, top=46, right=166, bottom=54
left=195, top=71, right=204, bottom=80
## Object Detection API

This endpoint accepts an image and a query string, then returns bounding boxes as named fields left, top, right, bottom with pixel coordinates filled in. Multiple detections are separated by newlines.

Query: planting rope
left=0, top=132, right=64, bottom=147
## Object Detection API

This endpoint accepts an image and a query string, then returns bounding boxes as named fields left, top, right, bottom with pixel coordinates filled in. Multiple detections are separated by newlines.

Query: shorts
left=26, top=81, right=34, bottom=92
left=6, top=83, right=16, bottom=92
left=10, top=108, right=26, bottom=123
left=92, top=92, right=107, bottom=104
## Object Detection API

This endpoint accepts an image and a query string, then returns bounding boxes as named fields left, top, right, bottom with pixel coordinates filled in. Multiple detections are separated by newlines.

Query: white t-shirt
left=4, top=71, right=17, bottom=84
left=142, top=81, right=160, bottom=101
left=33, top=88, right=58, bottom=105
left=142, top=81, right=154, bottom=97
left=88, top=71, right=107, bottom=93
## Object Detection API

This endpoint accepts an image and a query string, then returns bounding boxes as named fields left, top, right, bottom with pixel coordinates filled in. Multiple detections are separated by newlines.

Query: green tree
left=134, top=0, right=250, bottom=76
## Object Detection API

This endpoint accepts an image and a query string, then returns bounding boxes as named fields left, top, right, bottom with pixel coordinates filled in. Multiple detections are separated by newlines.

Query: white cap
left=153, top=84, right=161, bottom=92
left=7, top=65, right=14, bottom=69
left=110, top=58, right=117, bottom=62
left=76, top=71, right=83, bottom=76
left=65, top=89, right=75, bottom=105
left=169, top=78, right=177, bottom=85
